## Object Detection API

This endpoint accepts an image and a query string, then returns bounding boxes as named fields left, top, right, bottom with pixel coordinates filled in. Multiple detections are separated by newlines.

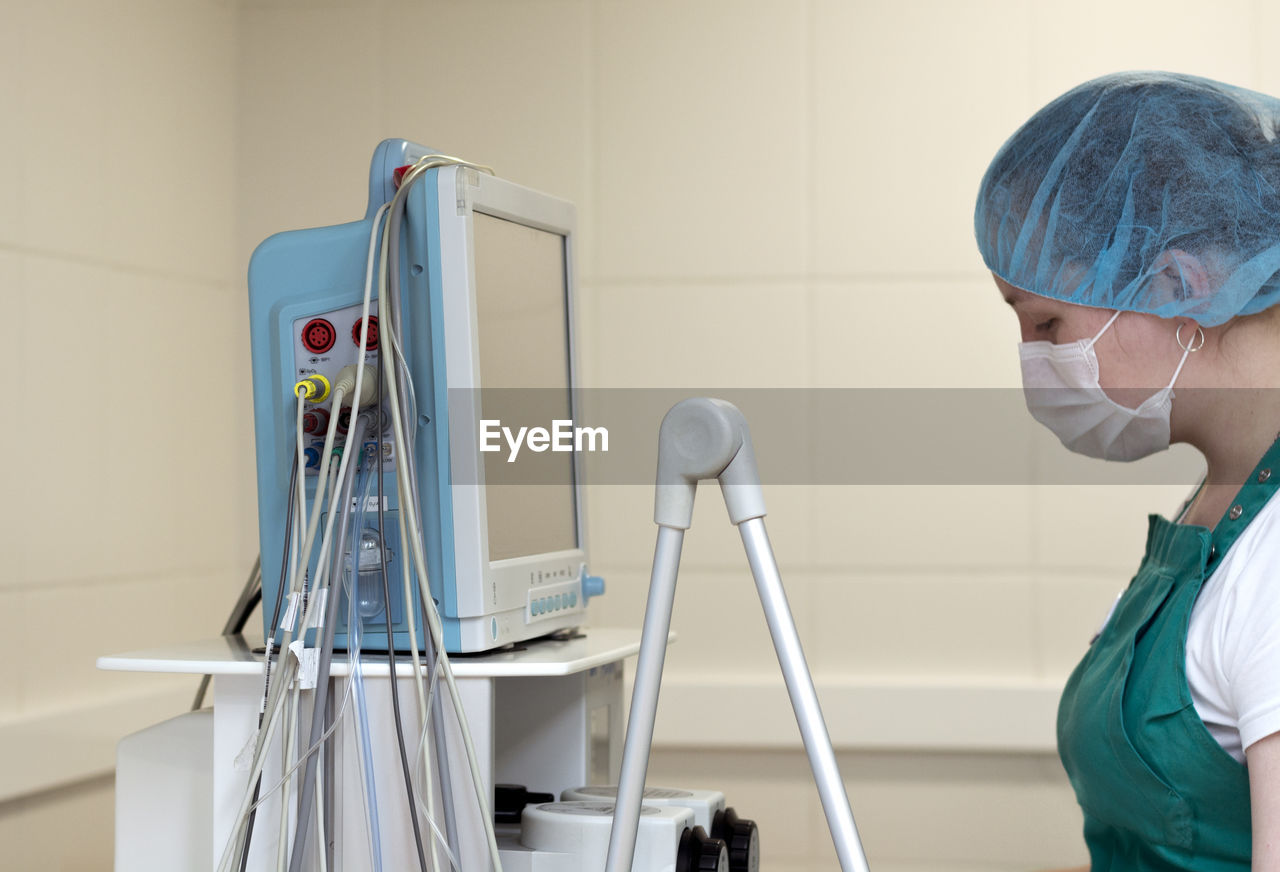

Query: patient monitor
left=247, top=139, right=603, bottom=653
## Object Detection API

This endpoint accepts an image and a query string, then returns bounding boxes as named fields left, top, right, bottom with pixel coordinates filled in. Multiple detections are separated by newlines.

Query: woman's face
left=994, top=274, right=1189, bottom=409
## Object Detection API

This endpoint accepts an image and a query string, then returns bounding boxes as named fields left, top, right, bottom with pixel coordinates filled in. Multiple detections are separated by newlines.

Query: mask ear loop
left=1165, top=322, right=1205, bottom=390
left=1083, top=310, right=1124, bottom=349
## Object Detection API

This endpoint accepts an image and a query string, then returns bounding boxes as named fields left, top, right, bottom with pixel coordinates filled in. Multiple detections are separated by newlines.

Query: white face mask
left=1019, top=311, right=1193, bottom=462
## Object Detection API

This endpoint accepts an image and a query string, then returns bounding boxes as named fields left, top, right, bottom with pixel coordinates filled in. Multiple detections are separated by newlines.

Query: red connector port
left=302, top=408, right=330, bottom=436
left=301, top=318, right=337, bottom=354
left=352, top=316, right=379, bottom=351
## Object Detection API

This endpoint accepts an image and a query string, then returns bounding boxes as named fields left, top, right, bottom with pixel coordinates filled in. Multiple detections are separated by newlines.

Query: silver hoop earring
left=1176, top=323, right=1205, bottom=352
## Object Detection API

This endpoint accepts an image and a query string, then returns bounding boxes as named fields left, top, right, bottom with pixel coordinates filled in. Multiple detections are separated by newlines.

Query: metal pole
left=604, top=524, right=686, bottom=872
left=739, top=517, right=870, bottom=872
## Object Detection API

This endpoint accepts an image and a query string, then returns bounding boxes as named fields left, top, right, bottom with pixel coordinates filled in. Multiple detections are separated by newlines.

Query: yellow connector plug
left=294, top=374, right=331, bottom=403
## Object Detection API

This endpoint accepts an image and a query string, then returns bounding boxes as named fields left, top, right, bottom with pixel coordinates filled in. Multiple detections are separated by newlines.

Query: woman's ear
left=1150, top=248, right=1211, bottom=299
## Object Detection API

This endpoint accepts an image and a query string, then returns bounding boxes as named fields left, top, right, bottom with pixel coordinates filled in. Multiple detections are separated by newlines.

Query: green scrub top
left=1056, top=440, right=1280, bottom=870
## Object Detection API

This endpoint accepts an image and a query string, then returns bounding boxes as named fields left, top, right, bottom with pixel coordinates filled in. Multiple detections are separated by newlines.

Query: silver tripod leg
left=739, top=517, right=870, bottom=872
left=605, top=517, right=870, bottom=872
left=606, top=397, right=870, bottom=871
left=604, top=524, right=685, bottom=872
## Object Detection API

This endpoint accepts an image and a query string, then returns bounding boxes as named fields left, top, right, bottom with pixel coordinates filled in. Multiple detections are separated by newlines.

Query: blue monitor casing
left=247, top=139, right=601, bottom=654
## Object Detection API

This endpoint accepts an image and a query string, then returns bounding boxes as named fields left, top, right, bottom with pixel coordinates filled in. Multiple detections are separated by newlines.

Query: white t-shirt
left=1182, top=489, right=1280, bottom=763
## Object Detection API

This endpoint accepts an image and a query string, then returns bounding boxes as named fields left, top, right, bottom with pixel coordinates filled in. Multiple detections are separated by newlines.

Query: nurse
left=975, top=72, right=1280, bottom=871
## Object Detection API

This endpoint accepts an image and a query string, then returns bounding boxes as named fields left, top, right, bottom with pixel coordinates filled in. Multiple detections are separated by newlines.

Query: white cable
left=381, top=298, right=504, bottom=872
left=315, top=747, right=327, bottom=872
left=410, top=663, right=460, bottom=872
left=228, top=635, right=365, bottom=864
left=221, top=449, right=339, bottom=871
left=215, top=657, right=294, bottom=872
left=395, top=494, right=439, bottom=871
left=276, top=683, right=299, bottom=871
left=375, top=206, right=437, bottom=822
left=378, top=217, right=443, bottom=858
left=288, top=499, right=299, bottom=627
left=295, top=392, right=310, bottom=541
left=305, top=454, right=343, bottom=617
left=381, top=301, right=418, bottom=435
left=246, top=678, right=358, bottom=817
left=352, top=690, right=379, bottom=872
left=221, top=250, right=384, bottom=869
left=345, top=510, right=384, bottom=872
left=285, top=385, right=345, bottom=614
left=349, top=666, right=380, bottom=872
left=377, top=163, right=504, bottom=871
left=295, top=202, right=388, bottom=640
left=380, top=397, right=437, bottom=869
left=269, top=204, right=390, bottom=872
left=219, top=444, right=323, bottom=872
left=218, top=393, right=323, bottom=872
left=375, top=195, right=440, bottom=871
left=240, top=162, right=498, bottom=871
left=322, top=203, right=388, bottom=868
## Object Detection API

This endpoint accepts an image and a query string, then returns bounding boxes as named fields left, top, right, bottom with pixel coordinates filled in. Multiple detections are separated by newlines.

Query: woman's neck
left=1173, top=312, right=1280, bottom=525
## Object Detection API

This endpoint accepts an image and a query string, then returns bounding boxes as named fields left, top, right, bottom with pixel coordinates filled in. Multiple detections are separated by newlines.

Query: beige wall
left=4, top=0, right=1279, bottom=869
left=0, top=1, right=243, bottom=869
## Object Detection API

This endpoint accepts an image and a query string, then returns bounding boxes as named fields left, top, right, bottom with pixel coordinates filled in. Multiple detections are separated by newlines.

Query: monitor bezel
left=433, top=165, right=588, bottom=620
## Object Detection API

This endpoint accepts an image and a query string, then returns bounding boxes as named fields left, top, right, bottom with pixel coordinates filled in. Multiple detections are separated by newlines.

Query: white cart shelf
left=98, top=628, right=664, bottom=872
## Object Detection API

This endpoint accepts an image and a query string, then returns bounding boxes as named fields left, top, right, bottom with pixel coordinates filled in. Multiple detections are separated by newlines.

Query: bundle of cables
left=215, top=155, right=506, bottom=872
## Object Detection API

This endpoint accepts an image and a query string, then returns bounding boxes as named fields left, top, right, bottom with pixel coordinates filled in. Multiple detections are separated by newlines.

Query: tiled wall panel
left=0, top=1, right=243, bottom=865
left=593, top=1, right=809, bottom=281
left=811, top=0, right=1034, bottom=277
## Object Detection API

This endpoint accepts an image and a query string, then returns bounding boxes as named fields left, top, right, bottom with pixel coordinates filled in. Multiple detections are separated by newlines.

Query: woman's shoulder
left=1222, top=489, right=1280, bottom=571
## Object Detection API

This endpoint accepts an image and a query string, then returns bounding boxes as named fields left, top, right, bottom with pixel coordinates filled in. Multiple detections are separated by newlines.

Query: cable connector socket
left=295, top=374, right=331, bottom=403
left=332, top=364, right=377, bottom=407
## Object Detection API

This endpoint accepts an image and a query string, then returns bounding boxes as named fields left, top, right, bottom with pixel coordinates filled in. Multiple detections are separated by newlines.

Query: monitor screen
left=472, top=211, right=579, bottom=562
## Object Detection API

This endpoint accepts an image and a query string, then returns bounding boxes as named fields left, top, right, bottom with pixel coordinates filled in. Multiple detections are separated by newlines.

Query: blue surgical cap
left=975, top=71, right=1280, bottom=326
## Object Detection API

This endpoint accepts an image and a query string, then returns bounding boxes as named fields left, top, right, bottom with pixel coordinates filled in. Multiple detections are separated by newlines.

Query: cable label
left=280, top=592, right=300, bottom=632
left=289, top=640, right=319, bottom=690
left=258, top=641, right=275, bottom=714
left=305, top=589, right=328, bottom=632
left=349, top=495, right=389, bottom=512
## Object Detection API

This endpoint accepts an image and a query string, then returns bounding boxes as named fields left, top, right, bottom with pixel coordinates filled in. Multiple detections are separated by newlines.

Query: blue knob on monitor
left=582, top=574, right=606, bottom=601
